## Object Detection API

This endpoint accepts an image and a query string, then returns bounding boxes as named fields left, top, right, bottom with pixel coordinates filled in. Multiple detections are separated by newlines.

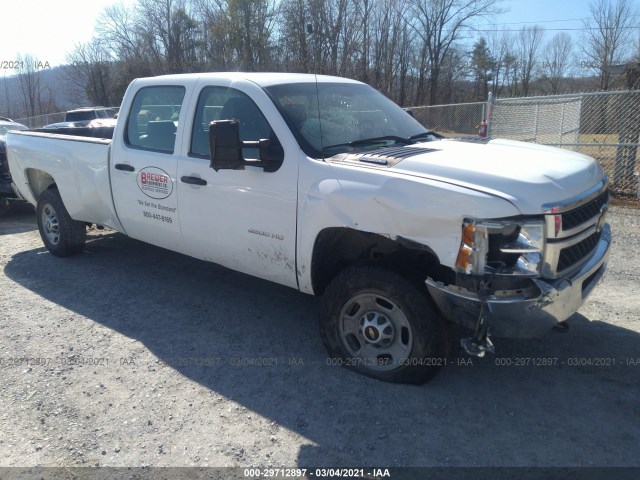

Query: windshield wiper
left=409, top=131, right=443, bottom=141
left=322, top=135, right=414, bottom=153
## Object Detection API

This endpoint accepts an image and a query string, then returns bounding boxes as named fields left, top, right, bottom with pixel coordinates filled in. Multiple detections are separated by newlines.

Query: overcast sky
left=0, top=0, right=637, bottom=74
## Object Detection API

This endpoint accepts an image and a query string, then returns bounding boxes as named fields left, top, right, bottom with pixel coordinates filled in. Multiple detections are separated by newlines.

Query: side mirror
left=404, top=108, right=414, bottom=118
left=209, top=120, right=244, bottom=171
left=208, top=119, right=284, bottom=172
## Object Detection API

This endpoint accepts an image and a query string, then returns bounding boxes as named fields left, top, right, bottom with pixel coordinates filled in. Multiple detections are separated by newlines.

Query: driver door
left=176, top=81, right=299, bottom=288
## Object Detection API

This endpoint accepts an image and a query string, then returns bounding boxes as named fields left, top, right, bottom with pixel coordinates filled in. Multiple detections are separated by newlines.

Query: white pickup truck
left=7, top=73, right=611, bottom=384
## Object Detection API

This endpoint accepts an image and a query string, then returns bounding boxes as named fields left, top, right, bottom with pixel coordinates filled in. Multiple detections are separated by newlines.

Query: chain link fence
left=14, top=112, right=65, bottom=128
left=411, top=102, right=486, bottom=136
left=411, top=90, right=640, bottom=197
left=490, top=95, right=582, bottom=145
left=15, top=106, right=121, bottom=128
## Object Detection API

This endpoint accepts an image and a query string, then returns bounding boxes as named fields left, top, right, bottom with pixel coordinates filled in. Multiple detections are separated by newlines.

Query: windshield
left=265, top=82, right=433, bottom=158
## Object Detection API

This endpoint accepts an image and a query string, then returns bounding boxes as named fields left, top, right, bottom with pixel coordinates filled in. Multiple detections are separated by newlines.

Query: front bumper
left=426, top=223, right=611, bottom=338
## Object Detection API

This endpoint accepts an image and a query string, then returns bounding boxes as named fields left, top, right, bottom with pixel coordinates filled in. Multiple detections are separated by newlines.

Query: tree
left=542, top=32, right=574, bottom=94
left=368, top=0, right=415, bottom=102
left=438, top=45, right=467, bottom=103
left=277, top=0, right=311, bottom=72
left=502, top=49, right=519, bottom=96
left=2, top=74, right=14, bottom=119
left=136, top=0, right=200, bottom=73
left=193, top=0, right=235, bottom=70
left=470, top=37, right=493, bottom=100
left=582, top=0, right=636, bottom=90
left=97, top=3, right=143, bottom=63
left=96, top=1, right=153, bottom=97
left=66, top=40, right=114, bottom=106
left=484, top=29, right=508, bottom=97
left=225, top=0, right=278, bottom=71
left=15, top=55, right=43, bottom=119
left=357, top=0, right=371, bottom=82
left=408, top=0, right=502, bottom=105
left=516, top=25, right=544, bottom=97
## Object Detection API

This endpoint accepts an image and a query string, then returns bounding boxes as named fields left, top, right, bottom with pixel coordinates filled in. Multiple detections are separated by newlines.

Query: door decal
left=137, top=166, right=174, bottom=199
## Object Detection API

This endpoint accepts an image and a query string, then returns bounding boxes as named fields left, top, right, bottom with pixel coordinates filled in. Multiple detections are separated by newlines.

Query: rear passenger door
left=111, top=85, right=187, bottom=251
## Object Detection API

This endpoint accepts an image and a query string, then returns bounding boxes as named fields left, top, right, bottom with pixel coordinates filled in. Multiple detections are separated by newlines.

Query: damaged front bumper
left=426, top=223, right=611, bottom=338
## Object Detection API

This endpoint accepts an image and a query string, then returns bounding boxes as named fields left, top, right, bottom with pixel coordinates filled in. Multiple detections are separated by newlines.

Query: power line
left=476, top=13, right=640, bottom=27
left=460, top=25, right=640, bottom=33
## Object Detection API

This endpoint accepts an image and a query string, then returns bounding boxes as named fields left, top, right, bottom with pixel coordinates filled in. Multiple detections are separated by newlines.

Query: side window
left=126, top=86, right=185, bottom=154
left=190, top=86, right=281, bottom=161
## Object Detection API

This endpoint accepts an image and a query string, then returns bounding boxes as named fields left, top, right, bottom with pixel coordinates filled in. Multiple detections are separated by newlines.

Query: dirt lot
left=0, top=201, right=639, bottom=471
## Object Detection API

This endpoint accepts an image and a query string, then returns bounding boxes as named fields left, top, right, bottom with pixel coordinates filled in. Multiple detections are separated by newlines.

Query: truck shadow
left=4, top=231, right=640, bottom=467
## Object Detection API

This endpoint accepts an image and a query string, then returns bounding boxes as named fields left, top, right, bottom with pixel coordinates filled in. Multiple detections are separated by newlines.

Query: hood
left=387, top=138, right=605, bottom=214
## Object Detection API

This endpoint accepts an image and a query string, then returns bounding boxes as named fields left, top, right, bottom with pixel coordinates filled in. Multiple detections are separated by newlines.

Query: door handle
left=115, top=163, right=135, bottom=172
left=180, top=176, right=207, bottom=186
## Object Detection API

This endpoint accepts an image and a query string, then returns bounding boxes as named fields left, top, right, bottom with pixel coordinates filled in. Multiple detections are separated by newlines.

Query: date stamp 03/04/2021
left=1, top=355, right=639, bottom=370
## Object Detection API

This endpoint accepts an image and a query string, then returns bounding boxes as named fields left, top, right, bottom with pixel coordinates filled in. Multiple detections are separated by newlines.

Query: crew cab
left=6, top=73, right=611, bottom=383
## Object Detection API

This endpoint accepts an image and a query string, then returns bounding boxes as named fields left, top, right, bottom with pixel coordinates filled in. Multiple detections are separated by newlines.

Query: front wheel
left=37, top=188, right=86, bottom=257
left=320, top=265, right=449, bottom=384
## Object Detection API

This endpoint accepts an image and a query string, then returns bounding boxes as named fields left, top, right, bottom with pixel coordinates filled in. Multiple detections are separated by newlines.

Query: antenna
left=306, top=21, right=324, bottom=159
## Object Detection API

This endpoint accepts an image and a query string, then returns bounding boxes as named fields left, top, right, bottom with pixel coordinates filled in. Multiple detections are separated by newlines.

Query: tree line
left=5, top=0, right=640, bottom=120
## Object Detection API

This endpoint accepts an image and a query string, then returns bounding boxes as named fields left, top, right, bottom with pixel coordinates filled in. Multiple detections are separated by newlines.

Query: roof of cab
left=133, top=72, right=363, bottom=88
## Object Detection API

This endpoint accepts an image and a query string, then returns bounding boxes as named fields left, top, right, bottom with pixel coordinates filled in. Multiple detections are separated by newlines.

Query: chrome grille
left=557, top=230, right=603, bottom=272
left=543, top=181, right=610, bottom=278
left=561, top=189, right=609, bottom=231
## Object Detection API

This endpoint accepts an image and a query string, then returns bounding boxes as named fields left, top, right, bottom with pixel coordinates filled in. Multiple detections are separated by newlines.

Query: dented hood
left=388, top=138, right=605, bottom=214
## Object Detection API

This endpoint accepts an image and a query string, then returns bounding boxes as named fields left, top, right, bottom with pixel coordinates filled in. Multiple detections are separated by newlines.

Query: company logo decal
left=137, top=167, right=173, bottom=199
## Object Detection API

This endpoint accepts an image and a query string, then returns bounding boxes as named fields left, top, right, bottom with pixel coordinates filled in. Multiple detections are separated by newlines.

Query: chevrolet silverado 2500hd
left=7, top=73, right=611, bottom=384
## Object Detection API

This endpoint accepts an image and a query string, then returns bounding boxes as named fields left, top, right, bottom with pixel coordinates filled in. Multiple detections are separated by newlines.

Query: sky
left=0, top=0, right=636, bottom=74
left=0, top=0, right=135, bottom=70
left=478, top=0, right=590, bottom=32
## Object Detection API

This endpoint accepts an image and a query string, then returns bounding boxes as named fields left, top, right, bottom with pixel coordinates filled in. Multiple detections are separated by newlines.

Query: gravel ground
left=0, top=201, right=638, bottom=470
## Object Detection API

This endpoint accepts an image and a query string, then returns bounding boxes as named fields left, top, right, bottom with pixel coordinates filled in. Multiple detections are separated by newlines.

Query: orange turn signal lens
left=461, top=222, right=475, bottom=246
left=455, top=222, right=476, bottom=272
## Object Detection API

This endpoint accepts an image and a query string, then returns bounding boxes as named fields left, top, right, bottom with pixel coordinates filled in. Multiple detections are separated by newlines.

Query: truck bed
left=7, top=130, right=122, bottom=231
left=34, top=126, right=115, bottom=139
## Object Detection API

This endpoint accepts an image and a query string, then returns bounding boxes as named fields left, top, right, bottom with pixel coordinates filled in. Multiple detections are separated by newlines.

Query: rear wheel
left=37, top=188, right=86, bottom=257
left=320, top=265, right=448, bottom=384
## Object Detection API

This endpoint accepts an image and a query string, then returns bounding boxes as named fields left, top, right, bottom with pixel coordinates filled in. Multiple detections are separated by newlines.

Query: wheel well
left=26, top=169, right=56, bottom=200
left=311, top=227, right=451, bottom=295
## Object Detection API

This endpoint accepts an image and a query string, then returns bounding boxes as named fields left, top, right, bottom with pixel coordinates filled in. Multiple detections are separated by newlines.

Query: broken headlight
left=455, top=218, right=544, bottom=276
